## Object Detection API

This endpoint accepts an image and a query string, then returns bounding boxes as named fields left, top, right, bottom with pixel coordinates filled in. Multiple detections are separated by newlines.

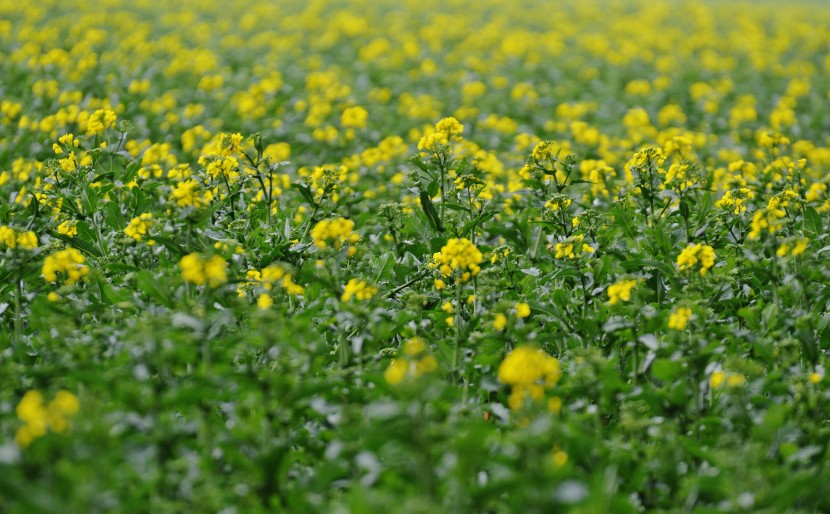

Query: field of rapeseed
left=2, top=0, right=830, bottom=512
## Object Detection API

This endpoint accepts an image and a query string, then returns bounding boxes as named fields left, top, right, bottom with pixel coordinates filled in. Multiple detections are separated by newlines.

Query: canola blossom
left=1, top=0, right=829, bottom=511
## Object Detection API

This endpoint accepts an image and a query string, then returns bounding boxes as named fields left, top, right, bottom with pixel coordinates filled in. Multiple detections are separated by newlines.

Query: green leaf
left=135, top=270, right=174, bottom=308
left=804, top=206, right=823, bottom=236
left=651, top=358, right=683, bottom=382
left=419, top=190, right=443, bottom=233
left=292, top=182, right=317, bottom=207
left=48, top=231, right=102, bottom=257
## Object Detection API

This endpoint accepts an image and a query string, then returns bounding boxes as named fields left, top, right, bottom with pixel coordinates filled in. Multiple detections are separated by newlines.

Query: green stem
left=338, top=329, right=349, bottom=368
left=14, top=280, right=23, bottom=341
left=451, top=280, right=463, bottom=375
left=299, top=201, right=321, bottom=244
left=439, top=154, right=447, bottom=229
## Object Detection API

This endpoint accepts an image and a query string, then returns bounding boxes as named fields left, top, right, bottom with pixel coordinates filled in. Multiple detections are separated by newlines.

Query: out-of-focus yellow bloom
left=498, top=346, right=561, bottom=411
left=607, top=279, right=637, bottom=305
left=43, top=248, right=89, bottom=284
left=668, top=307, right=693, bottom=330
left=677, top=243, right=716, bottom=276
left=341, top=278, right=377, bottom=302
left=179, top=253, right=228, bottom=287
left=16, top=390, right=79, bottom=448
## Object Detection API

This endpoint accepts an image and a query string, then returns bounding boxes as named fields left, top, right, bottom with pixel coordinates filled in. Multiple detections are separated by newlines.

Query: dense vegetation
left=1, top=0, right=829, bottom=512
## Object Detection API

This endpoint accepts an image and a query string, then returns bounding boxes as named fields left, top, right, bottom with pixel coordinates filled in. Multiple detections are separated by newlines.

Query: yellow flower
left=15, top=390, right=79, bottom=448
left=493, top=313, right=507, bottom=331
left=668, top=307, right=693, bottom=330
left=710, top=371, right=725, bottom=388
left=727, top=374, right=746, bottom=387
left=341, top=278, right=377, bottom=302
left=57, top=220, right=78, bottom=237
left=384, top=359, right=408, bottom=385
left=385, top=339, right=437, bottom=385
left=311, top=217, right=359, bottom=249
left=515, top=302, right=531, bottom=318
left=547, top=396, right=562, bottom=414
left=341, top=106, right=368, bottom=128
left=257, top=293, right=273, bottom=310
left=607, top=279, right=637, bottom=305
left=124, top=213, right=153, bottom=241
left=498, top=346, right=561, bottom=410
left=430, top=238, right=483, bottom=281
left=418, top=116, right=464, bottom=154
left=676, top=243, right=716, bottom=276
left=403, top=337, right=426, bottom=356
left=809, top=372, right=822, bottom=384
left=42, top=248, right=89, bottom=285
left=0, top=225, right=38, bottom=250
left=86, top=109, right=117, bottom=136
left=179, top=253, right=228, bottom=287
left=552, top=449, right=568, bottom=467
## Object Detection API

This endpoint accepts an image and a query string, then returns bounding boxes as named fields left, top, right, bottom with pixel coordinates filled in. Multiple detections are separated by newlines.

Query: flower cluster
left=716, top=187, right=755, bottom=215
left=551, top=234, right=594, bottom=260
left=169, top=179, right=215, bottom=208
left=676, top=243, right=716, bottom=276
left=86, top=109, right=117, bottom=136
left=239, top=265, right=304, bottom=304
left=431, top=238, right=483, bottom=282
left=710, top=370, right=747, bottom=389
left=179, top=253, right=228, bottom=287
left=341, top=278, right=377, bottom=302
left=417, top=116, right=464, bottom=154
left=668, top=307, right=693, bottom=330
left=124, top=213, right=153, bottom=241
left=607, top=279, right=637, bottom=305
left=498, top=346, right=561, bottom=411
left=16, top=390, right=80, bottom=448
left=0, top=225, right=38, bottom=250
left=311, top=217, right=359, bottom=250
left=42, top=248, right=89, bottom=284
left=200, top=154, right=241, bottom=184
left=776, top=237, right=809, bottom=258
